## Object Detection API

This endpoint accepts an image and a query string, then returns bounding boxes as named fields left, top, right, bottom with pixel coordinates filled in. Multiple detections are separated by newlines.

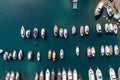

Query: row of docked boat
left=35, top=68, right=79, bottom=80
left=21, top=26, right=46, bottom=39
left=5, top=71, right=20, bottom=80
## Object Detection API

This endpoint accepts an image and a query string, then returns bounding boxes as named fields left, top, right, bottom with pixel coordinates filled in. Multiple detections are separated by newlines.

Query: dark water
left=0, top=0, right=120, bottom=80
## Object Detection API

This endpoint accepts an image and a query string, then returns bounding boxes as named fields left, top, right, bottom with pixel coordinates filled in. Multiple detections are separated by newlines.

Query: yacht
left=109, top=45, right=113, bottom=56
left=18, top=50, right=23, bottom=60
left=88, top=67, right=95, bottom=80
left=10, top=71, right=15, bottom=80
left=48, top=50, right=52, bottom=60
left=91, top=47, right=95, bottom=57
left=87, top=47, right=92, bottom=57
left=28, top=51, right=32, bottom=61
left=33, top=28, right=38, bottom=38
left=62, top=68, right=67, bottom=80
left=73, top=69, right=78, bottom=80
left=3, top=51, right=8, bottom=60
left=15, top=72, right=20, bottom=80
left=46, top=69, right=50, bottom=80
left=105, top=45, right=110, bottom=56
left=96, top=67, right=103, bottom=80
left=57, top=68, right=62, bottom=80
left=80, top=26, right=84, bottom=36
left=94, top=0, right=105, bottom=16
left=72, top=26, right=76, bottom=35
left=85, top=25, right=89, bottom=35
left=35, top=72, right=39, bottom=80
left=59, top=28, right=64, bottom=38
left=40, top=70, right=44, bottom=80
left=76, top=46, right=80, bottom=56
left=101, top=45, right=105, bottom=56
left=68, top=68, right=72, bottom=80
left=105, top=23, right=109, bottom=33
left=60, top=49, right=64, bottom=59
left=118, top=67, right=120, bottom=80
left=113, top=24, right=118, bottom=34
left=26, top=29, right=31, bottom=38
left=37, top=52, right=40, bottom=61
left=12, top=50, right=17, bottom=60
left=114, top=45, right=119, bottom=56
left=52, top=51, right=56, bottom=62
left=51, top=69, right=55, bottom=80
left=109, top=23, right=114, bottom=33
left=41, top=28, right=46, bottom=39
left=54, top=25, right=59, bottom=36
left=109, top=68, right=117, bottom=80
left=21, top=26, right=26, bottom=38
left=64, top=28, right=68, bottom=39
left=96, top=23, right=102, bottom=33
left=0, top=49, right=3, bottom=54
left=5, top=72, right=10, bottom=80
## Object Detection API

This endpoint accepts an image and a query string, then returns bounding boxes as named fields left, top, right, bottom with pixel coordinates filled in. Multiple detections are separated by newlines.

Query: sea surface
left=0, top=0, right=120, bottom=80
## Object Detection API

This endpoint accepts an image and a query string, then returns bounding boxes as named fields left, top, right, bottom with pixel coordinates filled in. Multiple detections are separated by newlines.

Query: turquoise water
left=0, top=0, right=120, bottom=80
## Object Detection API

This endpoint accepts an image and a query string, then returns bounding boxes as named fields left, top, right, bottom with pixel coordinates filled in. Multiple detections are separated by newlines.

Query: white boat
left=60, top=49, right=64, bottom=59
left=105, top=45, right=110, bottom=56
left=109, top=68, right=117, bottom=80
left=68, top=68, right=72, bottom=80
left=76, top=46, right=80, bottom=56
left=51, top=69, right=55, bottom=80
left=109, top=45, right=113, bottom=56
left=54, top=25, right=59, bottom=36
left=91, top=47, right=95, bottom=57
left=64, top=28, right=68, bottom=39
left=106, top=6, right=114, bottom=17
left=62, top=68, right=67, bottom=80
left=57, top=68, right=61, bottom=80
left=80, top=26, right=84, bottom=36
left=101, top=45, right=105, bottom=56
left=73, top=69, right=78, bottom=80
left=113, top=24, right=118, bottom=34
left=46, top=69, right=50, bottom=80
left=21, top=26, right=26, bottom=38
left=114, top=45, right=119, bottom=56
left=48, top=50, right=52, bottom=60
left=12, top=50, right=17, bottom=60
left=41, top=28, right=46, bottom=39
left=15, top=72, right=20, bottom=80
left=72, top=26, right=76, bottom=35
left=88, top=67, right=95, bottom=80
left=105, top=23, right=109, bottom=33
left=118, top=67, right=120, bottom=80
left=85, top=25, right=89, bottom=35
left=28, top=51, right=32, bottom=61
left=96, top=67, right=103, bottom=80
left=26, top=29, right=31, bottom=38
left=10, top=71, right=15, bottom=80
left=0, top=49, right=3, bottom=54
left=87, top=47, right=92, bottom=57
left=52, top=51, right=56, bottom=62
left=18, top=50, right=23, bottom=60
left=109, top=23, right=114, bottom=33
left=40, top=70, right=44, bottom=80
left=3, top=51, right=8, bottom=60
left=96, top=23, right=102, bottom=33
left=59, top=28, right=64, bottom=38
left=37, top=52, right=40, bottom=61
left=35, top=72, right=39, bottom=80
left=33, top=28, right=38, bottom=38
left=5, top=72, right=10, bottom=80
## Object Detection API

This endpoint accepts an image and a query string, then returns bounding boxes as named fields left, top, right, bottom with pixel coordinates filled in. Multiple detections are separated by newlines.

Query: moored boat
left=46, top=69, right=50, bottom=80
left=21, top=26, right=26, bottom=38
left=109, top=67, right=117, bottom=80
left=68, top=68, right=72, bottom=80
left=76, top=46, right=80, bottom=56
left=113, top=24, right=118, bottom=34
left=48, top=50, right=52, bottom=60
left=54, top=25, right=59, bottom=36
left=101, top=45, right=105, bottom=56
left=12, top=50, right=17, bottom=60
left=28, top=51, right=33, bottom=61
left=105, top=23, right=109, bottom=33
left=10, top=71, right=15, bottom=80
left=109, top=23, right=114, bottom=33
left=33, top=28, right=39, bottom=38
left=26, top=29, right=31, bottom=38
left=40, top=70, right=44, bottom=80
left=59, top=28, right=64, bottom=38
left=64, top=28, right=68, bottom=39
left=37, top=52, right=41, bottom=61
left=52, top=51, right=56, bottom=62
left=41, top=28, right=46, bottom=39
left=35, top=72, right=39, bottom=80
left=0, top=49, right=4, bottom=54
left=118, top=67, right=120, bottom=80
left=114, top=45, right=119, bottom=56
left=51, top=69, right=55, bottom=80
left=5, top=72, right=10, bottom=80
left=105, top=45, right=110, bottom=56
left=80, top=26, right=84, bottom=36
left=73, top=69, right=78, bottom=80
left=87, top=47, right=92, bottom=57
left=57, top=68, right=61, bottom=80
left=96, top=23, right=102, bottom=33
left=85, top=25, right=89, bottom=35
left=88, top=67, right=95, bottom=80
left=72, top=26, right=76, bottom=35
left=60, top=49, right=64, bottom=59
left=18, top=50, right=23, bottom=60
left=3, top=51, right=9, bottom=60
left=109, top=45, right=113, bottom=56
left=62, top=68, right=67, bottom=80
left=15, top=71, right=20, bottom=80
left=96, top=67, right=103, bottom=80
left=8, top=53, right=12, bottom=60
left=91, top=47, right=95, bottom=57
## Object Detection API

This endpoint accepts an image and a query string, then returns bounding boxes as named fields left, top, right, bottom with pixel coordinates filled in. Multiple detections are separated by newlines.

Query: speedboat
left=18, top=50, right=23, bottom=60
left=114, top=45, right=119, bottom=56
left=51, top=69, right=55, bottom=80
left=57, top=68, right=61, bottom=80
left=60, top=49, right=64, bottom=59
left=96, top=23, right=102, bottom=33
left=3, top=51, right=8, bottom=60
left=28, top=51, right=32, bottom=61
left=15, top=72, right=20, bottom=80
left=54, top=25, right=59, bottom=36
left=88, top=67, right=95, bottom=80
left=33, top=28, right=38, bottom=38
left=94, top=0, right=105, bottom=16
left=96, top=67, right=103, bottom=80
left=113, top=24, right=118, bottom=34
left=109, top=23, right=114, bottom=33
left=26, top=29, right=31, bottom=38
left=41, top=28, right=46, bottom=39
left=64, top=28, right=68, bottom=39
left=48, top=50, right=52, bottom=60
left=109, top=68, right=117, bottom=80
left=12, top=50, right=17, bottom=60
left=85, top=25, right=89, bottom=35
left=10, top=71, right=15, bottom=80
left=40, top=70, right=44, bottom=80
left=68, top=68, right=72, bottom=80
left=59, top=28, right=64, bottom=38
left=109, top=45, right=113, bottom=56
left=37, top=52, right=40, bottom=61
left=87, top=47, right=92, bottom=57
left=52, top=51, right=56, bottom=62
left=76, top=46, right=80, bottom=56
left=105, top=45, right=110, bottom=56
left=21, top=26, right=26, bottom=38
left=105, top=23, right=109, bottom=33
left=62, top=68, right=67, bottom=80
left=46, top=69, right=50, bottom=80
left=0, top=49, right=3, bottom=54
left=80, top=26, right=84, bottom=36
left=5, top=72, right=10, bottom=80
left=73, top=69, right=78, bottom=80
left=101, top=45, right=105, bottom=56
left=72, top=26, right=76, bottom=35
left=91, top=47, right=95, bottom=57
left=35, top=72, right=39, bottom=80
left=118, top=67, right=120, bottom=80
